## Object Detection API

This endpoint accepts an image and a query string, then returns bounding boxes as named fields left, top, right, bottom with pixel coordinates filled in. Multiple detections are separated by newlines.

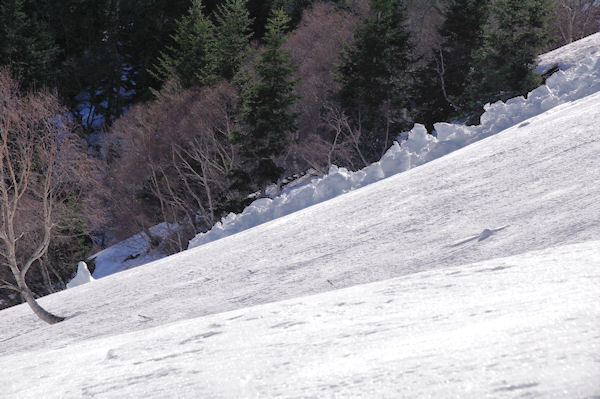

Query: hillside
left=1, top=35, right=600, bottom=398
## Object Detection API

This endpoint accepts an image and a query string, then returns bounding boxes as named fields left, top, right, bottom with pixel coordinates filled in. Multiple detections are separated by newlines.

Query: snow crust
left=2, top=242, right=599, bottom=398
left=66, top=262, right=95, bottom=289
left=189, top=45, right=600, bottom=250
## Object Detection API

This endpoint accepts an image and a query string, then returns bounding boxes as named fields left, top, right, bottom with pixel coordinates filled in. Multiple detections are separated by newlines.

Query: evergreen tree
left=41, top=0, right=190, bottom=131
left=151, top=0, right=216, bottom=89
left=466, top=0, right=552, bottom=110
left=273, top=0, right=314, bottom=27
left=247, top=0, right=276, bottom=38
left=0, top=0, right=59, bottom=89
left=214, top=0, right=254, bottom=81
left=415, top=0, right=490, bottom=129
left=122, top=0, right=190, bottom=100
left=236, top=8, right=299, bottom=193
left=336, top=0, right=414, bottom=163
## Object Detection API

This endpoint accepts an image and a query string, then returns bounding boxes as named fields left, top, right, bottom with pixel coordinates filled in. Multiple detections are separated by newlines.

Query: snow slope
left=2, top=241, right=599, bottom=398
left=0, top=78, right=599, bottom=396
left=538, top=32, right=600, bottom=71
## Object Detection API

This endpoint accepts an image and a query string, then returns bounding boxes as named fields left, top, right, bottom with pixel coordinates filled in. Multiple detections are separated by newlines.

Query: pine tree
left=336, top=0, right=414, bottom=163
left=236, top=8, right=299, bottom=193
left=272, top=0, right=314, bottom=27
left=415, top=0, right=490, bottom=129
left=214, top=0, right=254, bottom=81
left=467, top=0, right=552, bottom=109
left=151, top=0, right=216, bottom=89
left=0, top=0, right=59, bottom=89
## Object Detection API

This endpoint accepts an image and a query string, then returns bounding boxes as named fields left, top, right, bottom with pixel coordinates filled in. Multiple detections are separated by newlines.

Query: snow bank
left=189, top=50, right=600, bottom=250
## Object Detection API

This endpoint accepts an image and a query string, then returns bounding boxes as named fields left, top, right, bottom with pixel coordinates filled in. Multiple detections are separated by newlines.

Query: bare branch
left=434, top=49, right=459, bottom=112
left=0, top=284, right=21, bottom=292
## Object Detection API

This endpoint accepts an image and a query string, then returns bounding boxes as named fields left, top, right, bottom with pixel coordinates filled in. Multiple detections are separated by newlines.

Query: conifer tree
left=415, top=0, right=489, bottom=128
left=236, top=8, right=299, bottom=193
left=272, top=0, right=314, bottom=27
left=0, top=0, right=59, bottom=89
left=214, top=0, right=254, bottom=81
left=151, top=0, right=216, bottom=89
left=466, top=0, right=552, bottom=109
left=336, top=0, right=413, bottom=163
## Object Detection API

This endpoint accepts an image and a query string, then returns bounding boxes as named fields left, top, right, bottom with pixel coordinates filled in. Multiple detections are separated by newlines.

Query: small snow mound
left=478, top=229, right=493, bottom=242
left=67, top=262, right=95, bottom=289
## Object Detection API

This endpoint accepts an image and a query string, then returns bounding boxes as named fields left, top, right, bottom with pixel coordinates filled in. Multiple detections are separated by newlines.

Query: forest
left=0, top=0, right=598, bottom=315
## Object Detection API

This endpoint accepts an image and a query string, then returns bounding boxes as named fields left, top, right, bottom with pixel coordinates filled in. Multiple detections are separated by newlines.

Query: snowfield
left=1, top=35, right=600, bottom=398
left=2, top=242, right=599, bottom=398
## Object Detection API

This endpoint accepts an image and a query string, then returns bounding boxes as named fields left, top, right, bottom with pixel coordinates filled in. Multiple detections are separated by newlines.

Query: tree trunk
left=15, top=270, right=64, bottom=324
left=20, top=288, right=65, bottom=324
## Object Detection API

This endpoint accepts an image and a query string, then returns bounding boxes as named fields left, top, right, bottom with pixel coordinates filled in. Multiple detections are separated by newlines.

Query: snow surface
left=66, top=262, right=95, bottom=289
left=538, top=32, right=600, bottom=71
left=1, top=77, right=600, bottom=396
left=2, top=242, right=599, bottom=398
left=91, top=223, right=176, bottom=278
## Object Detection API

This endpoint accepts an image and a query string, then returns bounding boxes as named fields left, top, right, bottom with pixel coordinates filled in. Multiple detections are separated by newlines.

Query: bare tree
left=0, top=68, right=99, bottom=324
left=320, top=104, right=370, bottom=169
left=108, top=82, right=240, bottom=251
left=405, top=0, right=446, bottom=59
left=433, top=49, right=460, bottom=112
left=283, top=2, right=365, bottom=173
left=551, top=0, right=600, bottom=45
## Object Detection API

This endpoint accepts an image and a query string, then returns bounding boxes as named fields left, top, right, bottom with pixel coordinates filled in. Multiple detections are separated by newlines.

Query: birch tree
left=0, top=68, right=96, bottom=324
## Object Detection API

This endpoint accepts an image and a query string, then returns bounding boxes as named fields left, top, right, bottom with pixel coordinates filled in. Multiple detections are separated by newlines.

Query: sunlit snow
left=538, top=31, right=600, bottom=71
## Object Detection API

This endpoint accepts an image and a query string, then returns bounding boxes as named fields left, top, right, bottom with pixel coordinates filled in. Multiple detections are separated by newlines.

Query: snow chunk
left=67, top=262, right=95, bottom=289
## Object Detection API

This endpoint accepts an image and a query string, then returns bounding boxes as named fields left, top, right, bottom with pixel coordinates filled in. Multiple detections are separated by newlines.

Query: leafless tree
left=551, top=0, right=600, bottom=45
left=321, top=104, right=370, bottom=169
left=433, top=48, right=460, bottom=112
left=405, top=0, right=446, bottom=59
left=0, top=68, right=101, bottom=324
left=108, top=82, right=240, bottom=251
left=282, top=1, right=366, bottom=173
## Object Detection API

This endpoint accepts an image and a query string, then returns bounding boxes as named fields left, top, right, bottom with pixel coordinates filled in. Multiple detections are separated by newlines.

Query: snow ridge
left=189, top=51, right=600, bottom=250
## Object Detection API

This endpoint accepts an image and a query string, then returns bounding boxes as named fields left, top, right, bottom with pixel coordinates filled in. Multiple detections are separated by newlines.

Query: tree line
left=0, top=0, right=598, bottom=322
